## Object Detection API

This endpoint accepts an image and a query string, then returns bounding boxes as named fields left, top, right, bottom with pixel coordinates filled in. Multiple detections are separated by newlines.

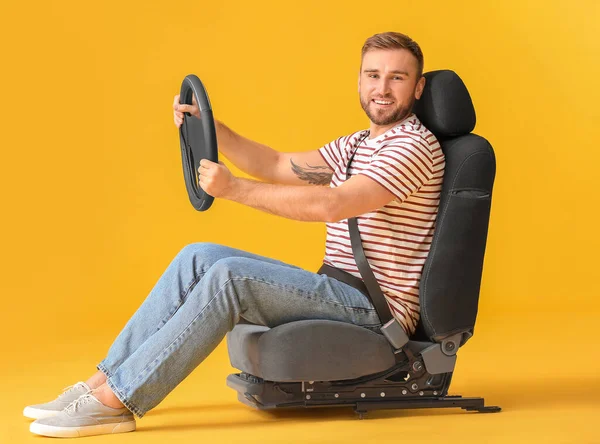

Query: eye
left=393, top=76, right=403, bottom=80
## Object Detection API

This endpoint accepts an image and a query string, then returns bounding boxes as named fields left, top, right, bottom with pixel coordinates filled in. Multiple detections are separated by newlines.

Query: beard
left=360, top=93, right=415, bottom=126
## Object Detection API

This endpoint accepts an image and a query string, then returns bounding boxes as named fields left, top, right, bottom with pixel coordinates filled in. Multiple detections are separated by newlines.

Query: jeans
left=96, top=242, right=382, bottom=418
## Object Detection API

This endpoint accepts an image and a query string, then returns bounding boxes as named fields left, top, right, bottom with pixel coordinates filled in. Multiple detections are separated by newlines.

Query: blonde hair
left=361, top=32, right=424, bottom=78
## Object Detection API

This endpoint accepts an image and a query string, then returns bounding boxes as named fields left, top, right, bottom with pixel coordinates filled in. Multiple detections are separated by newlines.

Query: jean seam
left=238, top=275, right=378, bottom=314
left=238, top=276, right=381, bottom=328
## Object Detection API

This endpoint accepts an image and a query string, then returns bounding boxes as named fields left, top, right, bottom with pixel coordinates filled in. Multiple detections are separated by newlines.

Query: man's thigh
left=206, top=256, right=382, bottom=330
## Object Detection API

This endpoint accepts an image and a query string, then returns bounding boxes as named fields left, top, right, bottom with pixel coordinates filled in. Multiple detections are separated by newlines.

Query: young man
left=25, top=31, right=444, bottom=438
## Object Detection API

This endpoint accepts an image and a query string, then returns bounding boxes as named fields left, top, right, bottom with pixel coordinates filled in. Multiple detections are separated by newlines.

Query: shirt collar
left=365, top=112, right=416, bottom=143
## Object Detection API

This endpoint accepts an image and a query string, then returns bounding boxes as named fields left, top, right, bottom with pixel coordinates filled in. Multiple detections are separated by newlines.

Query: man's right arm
left=173, top=95, right=332, bottom=186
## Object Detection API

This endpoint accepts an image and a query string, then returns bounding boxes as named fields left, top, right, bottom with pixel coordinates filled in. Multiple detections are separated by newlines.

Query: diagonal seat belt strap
left=344, top=131, right=410, bottom=349
left=347, top=217, right=393, bottom=325
left=343, top=130, right=393, bottom=326
left=348, top=217, right=409, bottom=349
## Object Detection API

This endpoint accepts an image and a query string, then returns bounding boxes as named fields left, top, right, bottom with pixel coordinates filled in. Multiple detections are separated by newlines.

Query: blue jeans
left=96, top=242, right=381, bottom=418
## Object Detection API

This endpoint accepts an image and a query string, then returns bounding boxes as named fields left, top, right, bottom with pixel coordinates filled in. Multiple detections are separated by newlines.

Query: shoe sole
left=30, top=420, right=136, bottom=437
left=23, top=406, right=61, bottom=420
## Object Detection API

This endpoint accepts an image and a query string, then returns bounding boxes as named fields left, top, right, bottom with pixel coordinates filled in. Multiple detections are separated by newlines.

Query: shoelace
left=57, top=382, right=89, bottom=400
left=64, top=393, right=95, bottom=415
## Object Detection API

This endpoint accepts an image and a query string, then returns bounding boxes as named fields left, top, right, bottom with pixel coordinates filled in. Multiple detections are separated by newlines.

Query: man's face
left=358, top=49, right=425, bottom=126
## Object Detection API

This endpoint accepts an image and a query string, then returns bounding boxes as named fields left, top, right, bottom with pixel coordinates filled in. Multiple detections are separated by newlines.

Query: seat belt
left=319, top=130, right=410, bottom=349
left=347, top=216, right=392, bottom=325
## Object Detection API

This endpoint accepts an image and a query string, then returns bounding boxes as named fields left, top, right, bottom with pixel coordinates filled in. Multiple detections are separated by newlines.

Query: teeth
left=374, top=100, right=393, bottom=105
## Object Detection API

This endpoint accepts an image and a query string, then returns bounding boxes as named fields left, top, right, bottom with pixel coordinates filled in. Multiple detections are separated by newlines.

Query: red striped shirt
left=318, top=113, right=445, bottom=335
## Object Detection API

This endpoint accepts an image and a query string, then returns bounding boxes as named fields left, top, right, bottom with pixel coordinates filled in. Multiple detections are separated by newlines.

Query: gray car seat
left=225, top=70, right=500, bottom=417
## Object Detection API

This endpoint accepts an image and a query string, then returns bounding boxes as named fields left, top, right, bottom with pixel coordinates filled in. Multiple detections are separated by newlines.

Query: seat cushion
left=226, top=320, right=396, bottom=382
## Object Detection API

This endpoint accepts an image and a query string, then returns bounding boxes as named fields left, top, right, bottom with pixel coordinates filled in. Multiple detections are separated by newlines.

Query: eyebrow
left=363, top=69, right=410, bottom=76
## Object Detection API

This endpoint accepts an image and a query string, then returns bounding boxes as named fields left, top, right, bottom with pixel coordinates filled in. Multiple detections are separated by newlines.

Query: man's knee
left=177, top=242, right=223, bottom=259
left=209, top=257, right=250, bottom=278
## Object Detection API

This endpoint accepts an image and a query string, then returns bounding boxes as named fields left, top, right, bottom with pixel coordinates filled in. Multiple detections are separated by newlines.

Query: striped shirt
left=318, top=113, right=445, bottom=335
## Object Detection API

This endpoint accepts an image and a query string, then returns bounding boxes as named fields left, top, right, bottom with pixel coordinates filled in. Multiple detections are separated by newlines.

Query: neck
left=368, top=112, right=413, bottom=139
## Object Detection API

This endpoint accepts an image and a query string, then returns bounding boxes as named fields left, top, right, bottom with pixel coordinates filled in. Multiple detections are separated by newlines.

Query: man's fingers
left=173, top=95, right=194, bottom=112
left=176, top=104, right=193, bottom=113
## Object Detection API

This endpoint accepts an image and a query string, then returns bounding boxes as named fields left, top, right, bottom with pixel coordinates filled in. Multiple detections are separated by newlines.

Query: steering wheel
left=178, top=74, right=218, bottom=211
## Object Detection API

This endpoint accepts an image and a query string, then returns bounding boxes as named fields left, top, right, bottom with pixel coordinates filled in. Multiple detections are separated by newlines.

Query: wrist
left=225, top=177, right=243, bottom=201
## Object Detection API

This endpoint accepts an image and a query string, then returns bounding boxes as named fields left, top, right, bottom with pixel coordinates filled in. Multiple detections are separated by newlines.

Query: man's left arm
left=198, top=159, right=398, bottom=223
left=226, top=175, right=397, bottom=223
left=226, top=177, right=336, bottom=222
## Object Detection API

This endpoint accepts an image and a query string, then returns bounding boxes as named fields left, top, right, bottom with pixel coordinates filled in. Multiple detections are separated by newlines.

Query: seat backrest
left=411, top=70, right=496, bottom=345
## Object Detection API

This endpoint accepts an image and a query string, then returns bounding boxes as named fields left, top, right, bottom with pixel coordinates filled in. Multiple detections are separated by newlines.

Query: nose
left=375, top=78, right=392, bottom=97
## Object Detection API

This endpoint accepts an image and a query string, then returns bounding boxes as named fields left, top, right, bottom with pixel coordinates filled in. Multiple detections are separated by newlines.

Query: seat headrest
left=413, top=70, right=476, bottom=139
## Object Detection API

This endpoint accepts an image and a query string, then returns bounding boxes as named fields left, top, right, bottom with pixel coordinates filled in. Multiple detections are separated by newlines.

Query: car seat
left=225, top=70, right=500, bottom=418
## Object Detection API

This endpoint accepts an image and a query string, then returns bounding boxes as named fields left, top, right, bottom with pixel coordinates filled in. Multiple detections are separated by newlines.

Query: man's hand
left=197, top=159, right=238, bottom=199
left=173, top=93, right=200, bottom=128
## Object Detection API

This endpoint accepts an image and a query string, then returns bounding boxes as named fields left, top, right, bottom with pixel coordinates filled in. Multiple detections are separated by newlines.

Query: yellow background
left=1, top=0, right=599, bottom=442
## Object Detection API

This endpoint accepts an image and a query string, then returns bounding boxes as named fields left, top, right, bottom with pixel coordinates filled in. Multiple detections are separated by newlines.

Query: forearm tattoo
left=290, top=159, right=333, bottom=185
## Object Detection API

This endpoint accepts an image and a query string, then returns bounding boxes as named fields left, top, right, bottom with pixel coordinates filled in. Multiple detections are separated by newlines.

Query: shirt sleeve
left=359, top=141, right=433, bottom=203
left=317, top=136, right=345, bottom=171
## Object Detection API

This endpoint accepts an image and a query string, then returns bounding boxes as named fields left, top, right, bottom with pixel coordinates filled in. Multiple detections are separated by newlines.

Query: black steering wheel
left=178, top=74, right=218, bottom=211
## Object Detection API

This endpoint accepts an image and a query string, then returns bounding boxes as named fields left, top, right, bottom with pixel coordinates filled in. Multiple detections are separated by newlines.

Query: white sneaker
left=29, top=392, right=136, bottom=438
left=23, top=381, right=92, bottom=420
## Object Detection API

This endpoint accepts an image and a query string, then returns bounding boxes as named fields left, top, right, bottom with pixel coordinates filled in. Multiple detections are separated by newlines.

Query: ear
left=415, top=76, right=426, bottom=100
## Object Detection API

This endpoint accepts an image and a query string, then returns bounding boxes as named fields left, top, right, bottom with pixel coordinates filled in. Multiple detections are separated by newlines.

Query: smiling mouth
left=372, top=99, right=394, bottom=106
